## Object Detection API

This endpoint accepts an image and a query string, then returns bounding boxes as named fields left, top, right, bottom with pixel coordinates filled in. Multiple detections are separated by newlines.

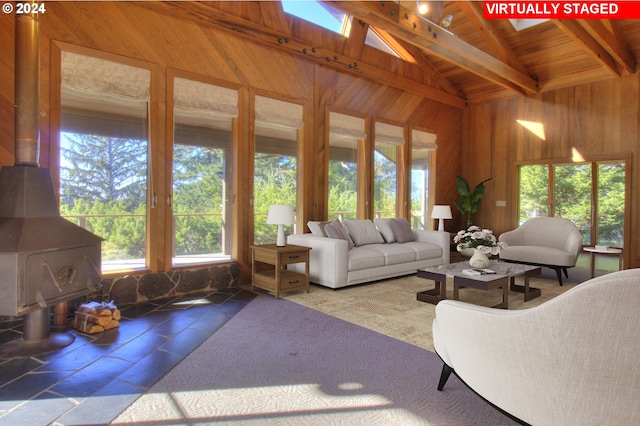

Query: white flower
left=455, top=226, right=507, bottom=254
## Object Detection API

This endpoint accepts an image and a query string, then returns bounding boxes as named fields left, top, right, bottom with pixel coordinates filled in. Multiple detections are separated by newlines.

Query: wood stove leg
left=54, top=301, right=68, bottom=326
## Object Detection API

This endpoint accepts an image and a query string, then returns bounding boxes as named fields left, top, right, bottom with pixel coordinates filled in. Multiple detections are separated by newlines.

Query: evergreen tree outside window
left=171, top=78, right=238, bottom=266
left=374, top=121, right=404, bottom=218
left=60, top=52, right=150, bottom=271
left=253, top=96, right=303, bottom=245
left=328, top=112, right=364, bottom=221
left=410, top=129, right=437, bottom=229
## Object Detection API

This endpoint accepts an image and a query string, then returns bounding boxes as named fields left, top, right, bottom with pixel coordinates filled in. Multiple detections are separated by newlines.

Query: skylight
left=281, top=0, right=349, bottom=36
left=509, top=19, right=548, bottom=31
left=365, top=28, right=400, bottom=58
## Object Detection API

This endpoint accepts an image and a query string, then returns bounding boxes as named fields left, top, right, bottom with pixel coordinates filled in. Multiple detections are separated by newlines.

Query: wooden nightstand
left=250, top=244, right=311, bottom=299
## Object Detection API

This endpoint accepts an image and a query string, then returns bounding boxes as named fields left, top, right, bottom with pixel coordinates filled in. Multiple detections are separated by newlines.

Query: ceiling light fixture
left=440, top=14, right=453, bottom=30
left=416, top=1, right=429, bottom=15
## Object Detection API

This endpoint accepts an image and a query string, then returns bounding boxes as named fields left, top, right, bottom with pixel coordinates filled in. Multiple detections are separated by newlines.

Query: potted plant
left=453, top=175, right=493, bottom=228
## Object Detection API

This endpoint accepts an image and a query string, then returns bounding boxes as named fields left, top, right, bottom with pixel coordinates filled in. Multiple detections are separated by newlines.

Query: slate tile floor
left=0, top=287, right=256, bottom=425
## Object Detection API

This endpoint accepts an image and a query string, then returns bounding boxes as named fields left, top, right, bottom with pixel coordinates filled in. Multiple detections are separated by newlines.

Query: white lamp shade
left=266, top=204, right=295, bottom=225
left=431, top=205, right=452, bottom=232
left=431, top=205, right=452, bottom=219
left=267, top=204, right=295, bottom=246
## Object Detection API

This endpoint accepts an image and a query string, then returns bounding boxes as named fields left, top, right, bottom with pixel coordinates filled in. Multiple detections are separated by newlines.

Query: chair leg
left=554, top=267, right=564, bottom=286
left=437, top=363, right=454, bottom=391
left=563, top=267, right=569, bottom=278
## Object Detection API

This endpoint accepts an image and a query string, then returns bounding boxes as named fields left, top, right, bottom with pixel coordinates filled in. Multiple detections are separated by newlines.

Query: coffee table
left=417, top=261, right=542, bottom=309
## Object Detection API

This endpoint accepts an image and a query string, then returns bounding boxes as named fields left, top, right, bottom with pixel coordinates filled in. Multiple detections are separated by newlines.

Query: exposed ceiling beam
left=395, top=39, right=461, bottom=96
left=145, top=1, right=466, bottom=108
left=342, top=18, right=368, bottom=59
left=576, top=19, right=636, bottom=75
left=554, top=19, right=623, bottom=76
left=456, top=1, right=529, bottom=75
left=328, top=0, right=539, bottom=95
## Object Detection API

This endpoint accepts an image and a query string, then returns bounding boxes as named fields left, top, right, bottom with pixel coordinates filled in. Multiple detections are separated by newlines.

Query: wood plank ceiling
left=150, top=1, right=640, bottom=105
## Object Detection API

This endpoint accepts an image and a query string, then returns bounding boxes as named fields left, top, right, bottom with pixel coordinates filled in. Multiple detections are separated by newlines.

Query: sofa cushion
left=401, top=241, right=443, bottom=261
left=366, top=243, right=416, bottom=265
left=348, top=246, right=386, bottom=270
left=500, top=245, right=575, bottom=267
left=324, top=220, right=354, bottom=249
left=374, top=218, right=396, bottom=243
left=344, top=219, right=385, bottom=246
left=389, top=218, right=415, bottom=243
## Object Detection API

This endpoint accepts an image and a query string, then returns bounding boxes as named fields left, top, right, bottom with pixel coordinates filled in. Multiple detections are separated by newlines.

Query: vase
left=469, top=248, right=490, bottom=269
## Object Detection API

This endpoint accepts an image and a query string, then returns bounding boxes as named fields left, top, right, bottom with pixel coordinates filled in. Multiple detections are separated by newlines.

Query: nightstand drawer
left=280, top=251, right=309, bottom=265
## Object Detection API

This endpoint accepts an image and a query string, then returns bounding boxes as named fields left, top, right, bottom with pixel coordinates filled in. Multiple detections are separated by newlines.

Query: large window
left=374, top=121, right=404, bottom=218
left=328, top=112, right=365, bottom=221
left=60, top=52, right=150, bottom=272
left=253, top=96, right=303, bottom=245
left=171, top=78, right=237, bottom=266
left=410, top=129, right=437, bottom=229
left=518, top=160, right=626, bottom=247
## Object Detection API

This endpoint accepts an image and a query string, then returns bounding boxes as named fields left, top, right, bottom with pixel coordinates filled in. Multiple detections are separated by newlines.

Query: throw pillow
left=374, top=218, right=396, bottom=243
left=324, top=220, right=354, bottom=249
left=307, top=221, right=331, bottom=237
left=389, top=218, right=415, bottom=243
left=344, top=219, right=385, bottom=246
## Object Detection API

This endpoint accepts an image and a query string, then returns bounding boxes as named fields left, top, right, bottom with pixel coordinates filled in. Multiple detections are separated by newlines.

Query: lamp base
left=438, top=219, right=445, bottom=232
left=276, top=225, right=286, bottom=247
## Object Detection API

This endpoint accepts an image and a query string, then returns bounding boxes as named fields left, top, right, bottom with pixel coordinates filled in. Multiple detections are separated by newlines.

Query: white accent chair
left=432, top=268, right=640, bottom=425
left=499, top=217, right=583, bottom=285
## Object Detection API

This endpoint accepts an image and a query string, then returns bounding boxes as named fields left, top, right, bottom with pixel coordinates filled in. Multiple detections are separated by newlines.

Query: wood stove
left=0, top=13, right=103, bottom=356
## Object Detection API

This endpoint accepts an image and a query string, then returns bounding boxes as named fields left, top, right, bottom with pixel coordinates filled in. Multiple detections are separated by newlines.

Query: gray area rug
left=113, top=294, right=516, bottom=425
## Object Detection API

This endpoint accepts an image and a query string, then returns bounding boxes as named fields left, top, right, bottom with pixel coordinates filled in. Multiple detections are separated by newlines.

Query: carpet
left=284, top=272, right=578, bottom=352
left=112, top=294, right=516, bottom=425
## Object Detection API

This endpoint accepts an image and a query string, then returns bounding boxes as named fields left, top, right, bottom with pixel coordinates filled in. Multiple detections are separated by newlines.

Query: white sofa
left=287, top=218, right=449, bottom=289
left=433, top=268, right=640, bottom=425
left=499, top=216, right=583, bottom=285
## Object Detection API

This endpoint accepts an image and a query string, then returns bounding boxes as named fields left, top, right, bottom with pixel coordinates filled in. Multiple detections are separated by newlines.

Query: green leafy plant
left=453, top=175, right=493, bottom=227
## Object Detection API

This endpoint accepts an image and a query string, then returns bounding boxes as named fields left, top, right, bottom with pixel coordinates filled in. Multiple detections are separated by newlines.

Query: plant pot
left=469, top=248, right=490, bottom=269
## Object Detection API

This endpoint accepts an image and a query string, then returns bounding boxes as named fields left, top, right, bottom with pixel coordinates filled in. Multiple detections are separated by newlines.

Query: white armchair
left=499, top=217, right=583, bottom=285
left=432, top=268, right=640, bottom=425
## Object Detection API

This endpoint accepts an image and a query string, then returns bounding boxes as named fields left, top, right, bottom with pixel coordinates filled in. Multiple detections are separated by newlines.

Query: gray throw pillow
left=344, top=219, right=384, bottom=246
left=374, top=218, right=396, bottom=243
left=389, top=218, right=415, bottom=243
left=307, top=221, right=331, bottom=237
left=324, top=220, right=354, bottom=249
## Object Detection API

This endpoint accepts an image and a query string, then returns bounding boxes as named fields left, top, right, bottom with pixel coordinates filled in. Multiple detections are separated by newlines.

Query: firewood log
left=74, top=311, right=112, bottom=327
left=71, top=316, right=104, bottom=334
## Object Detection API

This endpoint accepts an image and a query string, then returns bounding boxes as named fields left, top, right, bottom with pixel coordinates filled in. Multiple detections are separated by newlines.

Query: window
left=365, top=28, right=401, bottom=58
left=281, top=1, right=350, bottom=36
left=374, top=121, right=404, bottom=218
left=410, top=129, right=437, bottom=229
left=253, top=96, right=303, bottom=245
left=171, top=77, right=238, bottom=266
left=518, top=160, right=626, bottom=247
left=328, top=112, right=365, bottom=221
left=519, top=164, right=549, bottom=221
left=60, top=52, right=150, bottom=272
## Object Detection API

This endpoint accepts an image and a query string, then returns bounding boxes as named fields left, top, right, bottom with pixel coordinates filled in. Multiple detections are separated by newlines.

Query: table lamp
left=267, top=204, right=295, bottom=246
left=431, top=205, right=452, bottom=232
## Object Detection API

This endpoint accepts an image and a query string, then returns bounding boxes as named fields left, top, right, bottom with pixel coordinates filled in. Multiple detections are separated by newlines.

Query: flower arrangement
left=454, top=225, right=506, bottom=255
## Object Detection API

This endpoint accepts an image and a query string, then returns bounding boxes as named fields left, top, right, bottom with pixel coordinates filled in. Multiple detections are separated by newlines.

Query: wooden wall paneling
left=465, top=75, right=640, bottom=267
left=148, top=63, right=166, bottom=273
left=1, top=13, right=15, bottom=167
left=234, top=86, right=251, bottom=282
